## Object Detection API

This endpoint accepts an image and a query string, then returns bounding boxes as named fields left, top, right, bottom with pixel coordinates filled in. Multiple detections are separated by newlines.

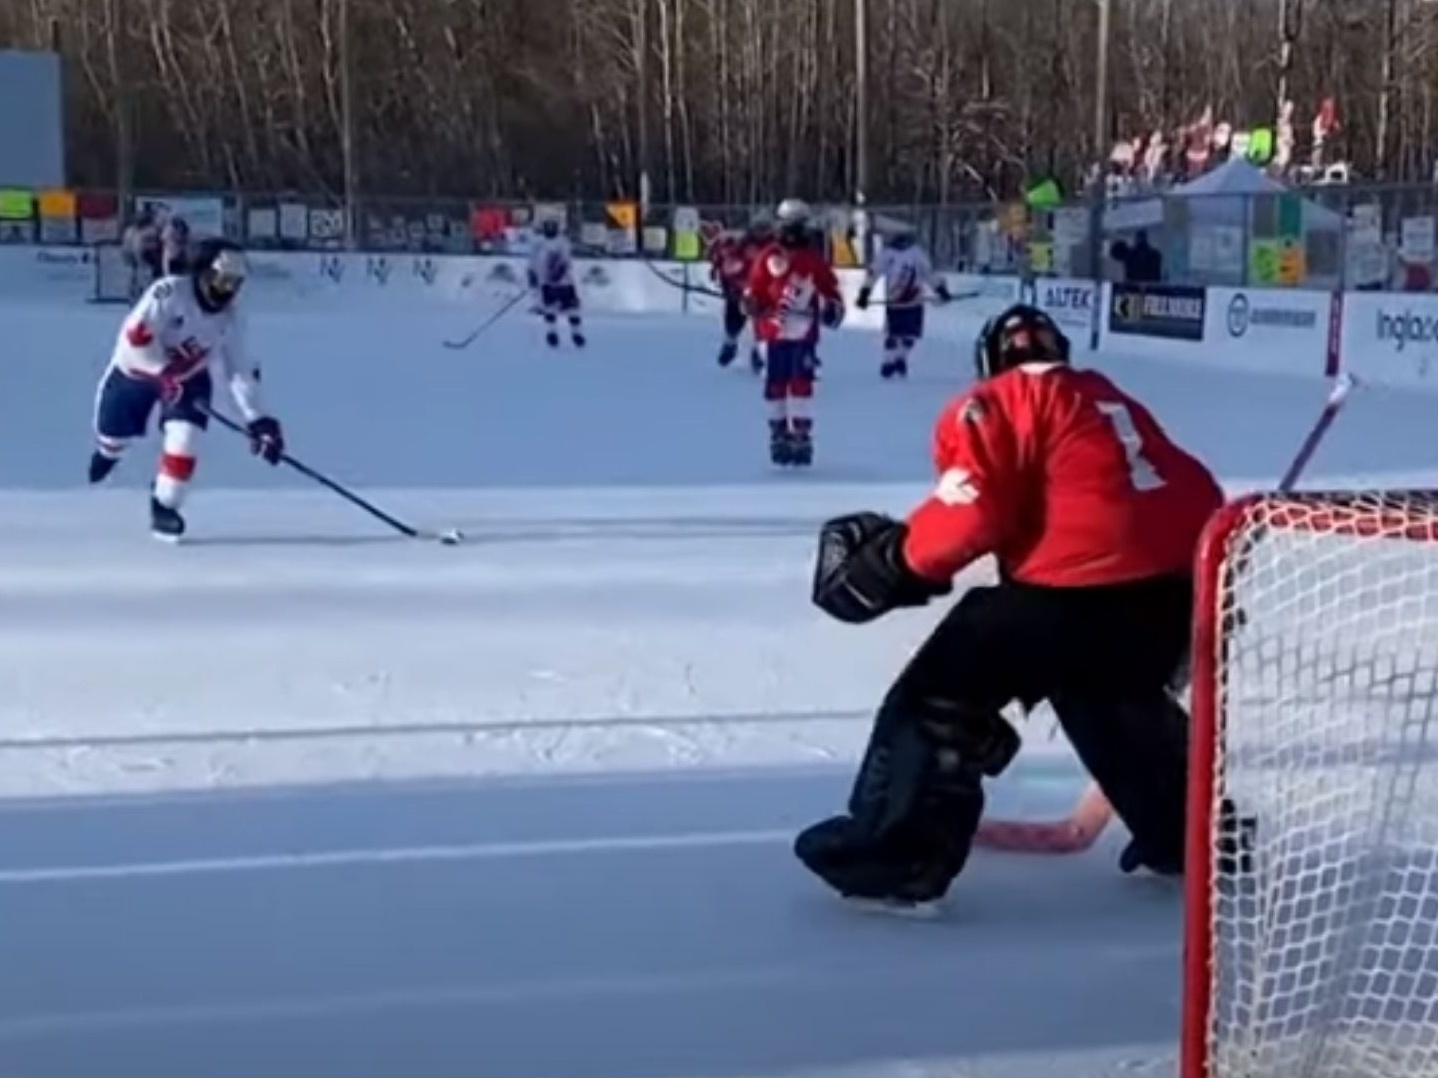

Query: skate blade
left=843, top=896, right=946, bottom=920
left=151, top=531, right=184, bottom=545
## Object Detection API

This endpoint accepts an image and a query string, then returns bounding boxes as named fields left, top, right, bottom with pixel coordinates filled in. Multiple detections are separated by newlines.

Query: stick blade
left=974, top=787, right=1116, bottom=854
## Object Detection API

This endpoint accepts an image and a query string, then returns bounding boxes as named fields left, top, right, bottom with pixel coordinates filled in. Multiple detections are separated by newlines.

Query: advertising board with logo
left=1031, top=277, right=1097, bottom=334
left=1339, top=291, right=1438, bottom=391
left=1108, top=283, right=1206, bottom=342
left=1203, top=286, right=1332, bottom=378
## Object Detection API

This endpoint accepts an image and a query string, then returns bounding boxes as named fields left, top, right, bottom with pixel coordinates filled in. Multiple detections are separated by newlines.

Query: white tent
left=1103, top=157, right=1343, bottom=234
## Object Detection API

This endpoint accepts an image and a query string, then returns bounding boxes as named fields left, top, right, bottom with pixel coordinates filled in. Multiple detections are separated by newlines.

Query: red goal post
left=1182, top=488, right=1438, bottom=1078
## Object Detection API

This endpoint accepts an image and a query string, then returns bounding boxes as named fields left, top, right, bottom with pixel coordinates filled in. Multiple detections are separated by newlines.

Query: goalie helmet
left=974, top=303, right=1070, bottom=380
left=191, top=237, right=248, bottom=313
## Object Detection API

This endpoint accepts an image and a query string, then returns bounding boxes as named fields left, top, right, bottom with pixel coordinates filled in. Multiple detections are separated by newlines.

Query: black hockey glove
left=811, top=511, right=952, bottom=625
left=854, top=286, right=872, bottom=311
left=247, top=416, right=285, bottom=466
left=820, top=297, right=844, bottom=329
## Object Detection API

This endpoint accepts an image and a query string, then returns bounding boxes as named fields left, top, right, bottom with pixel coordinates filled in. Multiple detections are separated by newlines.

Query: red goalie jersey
left=903, top=364, right=1223, bottom=588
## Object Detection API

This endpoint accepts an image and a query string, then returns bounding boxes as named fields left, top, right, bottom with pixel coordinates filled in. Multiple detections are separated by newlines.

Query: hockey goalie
left=794, top=304, right=1224, bottom=910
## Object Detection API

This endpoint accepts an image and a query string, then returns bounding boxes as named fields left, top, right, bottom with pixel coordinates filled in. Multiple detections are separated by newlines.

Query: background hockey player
left=121, top=208, right=163, bottom=299
left=528, top=217, right=585, bottom=348
left=89, top=238, right=285, bottom=540
left=707, top=218, right=772, bottom=372
left=160, top=214, right=191, bottom=275
left=855, top=224, right=952, bottom=379
left=743, top=199, right=843, bottom=467
left=795, top=303, right=1223, bottom=909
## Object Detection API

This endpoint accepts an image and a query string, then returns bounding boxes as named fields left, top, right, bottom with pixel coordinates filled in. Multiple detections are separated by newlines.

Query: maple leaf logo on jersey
left=934, top=468, right=980, bottom=506
left=766, top=253, right=790, bottom=277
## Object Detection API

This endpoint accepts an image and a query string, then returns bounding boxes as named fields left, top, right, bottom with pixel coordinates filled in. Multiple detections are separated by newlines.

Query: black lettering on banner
left=583, top=265, right=610, bottom=287
left=1225, top=292, right=1319, bottom=338
left=1376, top=306, right=1438, bottom=353
left=367, top=256, right=391, bottom=285
left=1108, top=283, right=1206, bottom=342
left=488, top=262, right=518, bottom=284
left=319, top=255, right=344, bottom=283
left=413, top=257, right=438, bottom=285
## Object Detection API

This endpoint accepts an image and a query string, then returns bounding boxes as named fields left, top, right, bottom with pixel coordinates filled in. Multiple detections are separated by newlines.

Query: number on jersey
left=1096, top=400, right=1165, bottom=491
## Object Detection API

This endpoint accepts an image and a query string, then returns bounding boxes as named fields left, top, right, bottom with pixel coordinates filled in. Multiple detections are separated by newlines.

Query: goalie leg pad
left=811, top=512, right=950, bottom=624
left=797, top=699, right=985, bottom=903
left=1051, top=689, right=1189, bottom=873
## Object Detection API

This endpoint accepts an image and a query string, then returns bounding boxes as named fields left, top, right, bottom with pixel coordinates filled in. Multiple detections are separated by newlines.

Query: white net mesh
left=1199, top=490, right=1438, bottom=1078
left=91, top=242, right=143, bottom=304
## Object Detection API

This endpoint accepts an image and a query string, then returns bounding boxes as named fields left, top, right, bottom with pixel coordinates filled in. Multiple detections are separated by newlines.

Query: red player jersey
left=709, top=235, right=760, bottom=294
left=743, top=244, right=842, bottom=344
left=903, top=364, right=1223, bottom=588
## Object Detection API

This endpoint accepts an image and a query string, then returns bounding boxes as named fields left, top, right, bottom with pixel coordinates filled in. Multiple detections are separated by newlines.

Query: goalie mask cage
left=1182, top=489, right=1438, bottom=1078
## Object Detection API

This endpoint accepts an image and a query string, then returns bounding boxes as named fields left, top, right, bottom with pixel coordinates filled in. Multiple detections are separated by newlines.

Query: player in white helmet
left=89, top=238, right=285, bottom=541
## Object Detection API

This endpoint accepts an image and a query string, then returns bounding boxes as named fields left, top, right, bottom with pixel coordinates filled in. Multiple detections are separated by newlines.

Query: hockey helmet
left=776, top=198, right=812, bottom=224
left=974, top=303, right=1071, bottom=380
left=538, top=216, right=562, bottom=238
left=776, top=198, right=814, bottom=249
left=191, top=237, right=248, bottom=312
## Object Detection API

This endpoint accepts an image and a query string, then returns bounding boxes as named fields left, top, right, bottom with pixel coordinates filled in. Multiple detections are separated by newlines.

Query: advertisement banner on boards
left=1108, top=283, right=1206, bottom=341
left=1339, top=291, right=1438, bottom=391
left=1198, top=287, right=1333, bottom=379
left=1032, top=277, right=1096, bottom=333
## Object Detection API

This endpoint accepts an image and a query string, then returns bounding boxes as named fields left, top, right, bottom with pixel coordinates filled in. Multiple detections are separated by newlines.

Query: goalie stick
left=972, top=371, right=1358, bottom=855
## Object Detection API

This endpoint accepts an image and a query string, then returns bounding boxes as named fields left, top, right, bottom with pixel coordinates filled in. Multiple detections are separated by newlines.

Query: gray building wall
left=0, top=50, right=64, bottom=188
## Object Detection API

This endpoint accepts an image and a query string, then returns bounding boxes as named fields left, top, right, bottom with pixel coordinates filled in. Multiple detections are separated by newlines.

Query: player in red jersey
left=743, top=199, right=843, bottom=467
left=793, top=303, right=1224, bottom=910
left=708, top=219, right=772, bottom=372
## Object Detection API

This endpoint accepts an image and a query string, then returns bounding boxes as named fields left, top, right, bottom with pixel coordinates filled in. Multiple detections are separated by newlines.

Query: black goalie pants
left=794, top=573, right=1194, bottom=902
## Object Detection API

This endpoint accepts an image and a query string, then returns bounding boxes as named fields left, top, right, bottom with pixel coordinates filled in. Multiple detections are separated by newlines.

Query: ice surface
left=1, top=295, right=1436, bottom=1077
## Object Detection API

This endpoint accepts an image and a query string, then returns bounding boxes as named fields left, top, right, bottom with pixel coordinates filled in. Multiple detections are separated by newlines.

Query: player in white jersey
left=89, top=238, right=286, bottom=541
left=527, top=218, right=586, bottom=348
left=855, top=226, right=952, bottom=379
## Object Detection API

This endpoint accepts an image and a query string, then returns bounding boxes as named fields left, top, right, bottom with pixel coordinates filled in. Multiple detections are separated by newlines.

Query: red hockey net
left=1183, top=489, right=1438, bottom=1078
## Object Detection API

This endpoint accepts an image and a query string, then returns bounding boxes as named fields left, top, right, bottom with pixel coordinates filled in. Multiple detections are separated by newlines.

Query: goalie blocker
left=795, top=304, right=1224, bottom=908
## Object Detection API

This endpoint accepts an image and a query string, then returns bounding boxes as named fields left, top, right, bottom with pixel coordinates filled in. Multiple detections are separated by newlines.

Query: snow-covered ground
left=1, top=297, right=1436, bottom=1078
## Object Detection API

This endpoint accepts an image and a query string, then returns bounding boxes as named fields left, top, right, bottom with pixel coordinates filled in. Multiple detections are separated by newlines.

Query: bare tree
left=3, top=0, right=1435, bottom=205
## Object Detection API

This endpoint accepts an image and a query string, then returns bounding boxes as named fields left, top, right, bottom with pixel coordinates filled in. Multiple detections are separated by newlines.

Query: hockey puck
left=439, top=529, right=464, bottom=545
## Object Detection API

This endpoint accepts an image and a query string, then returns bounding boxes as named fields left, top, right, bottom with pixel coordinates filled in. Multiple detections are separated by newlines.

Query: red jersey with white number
left=744, top=244, right=842, bottom=344
left=708, top=235, right=764, bottom=295
left=903, top=363, right=1223, bottom=588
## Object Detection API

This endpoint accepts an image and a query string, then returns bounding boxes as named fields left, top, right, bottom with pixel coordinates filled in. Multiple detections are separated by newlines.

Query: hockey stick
left=199, top=404, right=465, bottom=545
left=442, top=288, right=529, bottom=351
left=972, top=371, right=1359, bottom=855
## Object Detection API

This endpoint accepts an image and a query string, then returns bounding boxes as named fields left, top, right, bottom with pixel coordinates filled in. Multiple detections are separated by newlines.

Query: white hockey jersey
left=108, top=276, right=265, bottom=422
left=529, top=235, right=575, bottom=288
left=864, top=243, right=941, bottom=308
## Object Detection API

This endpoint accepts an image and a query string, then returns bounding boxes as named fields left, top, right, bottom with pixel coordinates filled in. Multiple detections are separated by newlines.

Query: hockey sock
left=153, top=421, right=200, bottom=508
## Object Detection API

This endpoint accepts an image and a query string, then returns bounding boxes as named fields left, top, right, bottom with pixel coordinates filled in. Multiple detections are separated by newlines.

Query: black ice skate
left=789, top=424, right=813, bottom=467
left=88, top=451, right=118, bottom=484
left=571, top=331, right=586, bottom=348
left=718, top=340, right=738, bottom=367
left=749, top=348, right=764, bottom=374
left=769, top=421, right=795, bottom=466
left=546, top=330, right=560, bottom=348
left=150, top=495, right=186, bottom=542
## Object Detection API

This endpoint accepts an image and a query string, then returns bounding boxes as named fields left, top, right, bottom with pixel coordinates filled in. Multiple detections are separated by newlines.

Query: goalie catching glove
left=811, top=511, right=952, bottom=624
